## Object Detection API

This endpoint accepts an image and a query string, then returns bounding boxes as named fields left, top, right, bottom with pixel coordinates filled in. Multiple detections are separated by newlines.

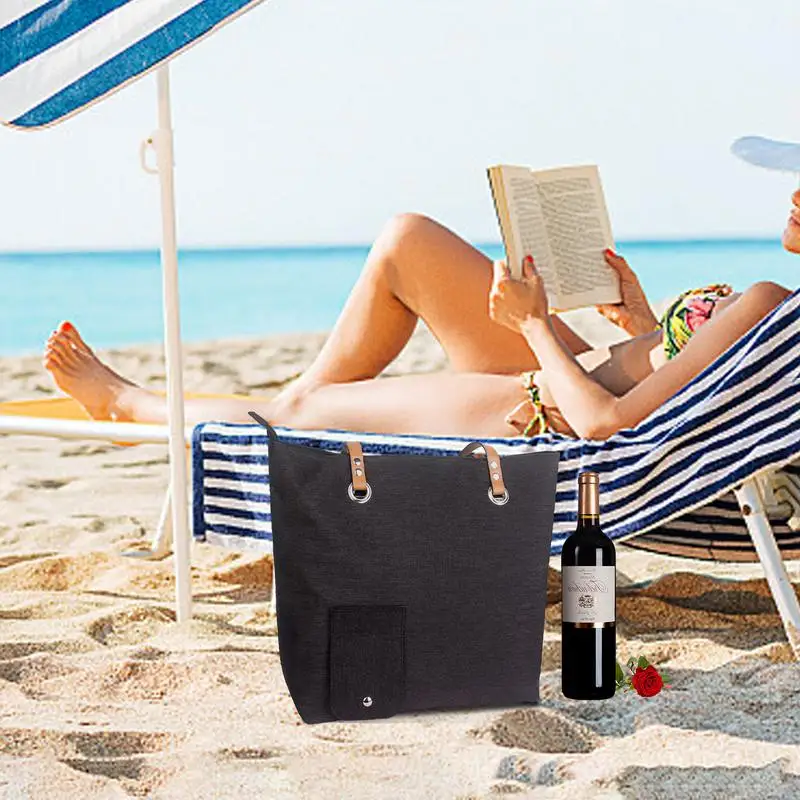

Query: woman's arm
left=549, top=315, right=593, bottom=355
left=598, top=280, right=791, bottom=436
left=519, top=316, right=616, bottom=439
left=490, top=258, right=790, bottom=439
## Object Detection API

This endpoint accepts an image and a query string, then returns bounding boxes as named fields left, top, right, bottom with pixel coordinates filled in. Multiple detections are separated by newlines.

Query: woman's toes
left=48, top=336, right=72, bottom=358
left=43, top=349, right=65, bottom=372
left=48, top=340, right=82, bottom=372
left=61, top=322, right=87, bottom=349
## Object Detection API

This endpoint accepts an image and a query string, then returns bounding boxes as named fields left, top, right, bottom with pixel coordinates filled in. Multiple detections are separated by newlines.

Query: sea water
left=0, top=239, right=796, bottom=356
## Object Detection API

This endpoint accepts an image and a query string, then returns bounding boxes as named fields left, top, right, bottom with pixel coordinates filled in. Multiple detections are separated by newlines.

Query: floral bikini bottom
left=514, top=283, right=735, bottom=438
left=515, top=371, right=548, bottom=438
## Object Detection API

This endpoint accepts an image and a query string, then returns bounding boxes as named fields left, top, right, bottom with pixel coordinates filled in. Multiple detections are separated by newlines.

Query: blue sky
left=0, top=0, right=797, bottom=251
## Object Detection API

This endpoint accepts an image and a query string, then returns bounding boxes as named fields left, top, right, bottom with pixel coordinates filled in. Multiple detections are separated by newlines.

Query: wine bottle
left=561, top=471, right=616, bottom=699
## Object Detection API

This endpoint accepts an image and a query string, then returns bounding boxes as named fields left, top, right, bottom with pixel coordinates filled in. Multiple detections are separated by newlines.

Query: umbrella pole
left=154, top=64, right=192, bottom=622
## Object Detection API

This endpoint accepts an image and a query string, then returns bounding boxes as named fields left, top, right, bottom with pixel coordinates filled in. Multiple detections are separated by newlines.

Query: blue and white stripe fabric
left=192, top=288, right=800, bottom=556
left=0, top=0, right=264, bottom=129
left=629, top=467, right=800, bottom=562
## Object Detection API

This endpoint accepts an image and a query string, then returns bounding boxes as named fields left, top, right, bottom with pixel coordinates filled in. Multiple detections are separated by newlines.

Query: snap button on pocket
left=329, top=605, right=406, bottom=720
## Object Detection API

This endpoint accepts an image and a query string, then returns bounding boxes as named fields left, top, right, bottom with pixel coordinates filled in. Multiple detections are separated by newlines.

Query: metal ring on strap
left=348, top=481, right=372, bottom=503
left=344, top=441, right=370, bottom=502
left=488, top=486, right=509, bottom=505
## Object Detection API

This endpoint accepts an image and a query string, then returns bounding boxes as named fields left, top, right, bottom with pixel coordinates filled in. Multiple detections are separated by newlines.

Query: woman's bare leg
left=284, top=213, right=591, bottom=396
left=44, top=322, right=527, bottom=436
left=274, top=372, right=529, bottom=437
left=43, top=214, right=592, bottom=435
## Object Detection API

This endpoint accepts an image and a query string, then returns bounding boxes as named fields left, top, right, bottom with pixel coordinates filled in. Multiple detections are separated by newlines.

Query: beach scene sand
left=3, top=1, right=800, bottom=797
left=2, top=312, right=799, bottom=799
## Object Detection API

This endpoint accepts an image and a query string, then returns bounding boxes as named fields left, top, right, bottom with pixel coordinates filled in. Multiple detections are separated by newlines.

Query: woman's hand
left=595, top=249, right=659, bottom=337
left=489, top=255, right=549, bottom=332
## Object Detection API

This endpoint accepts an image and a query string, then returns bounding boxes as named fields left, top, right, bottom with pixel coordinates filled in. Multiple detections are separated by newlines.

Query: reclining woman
left=44, top=190, right=799, bottom=440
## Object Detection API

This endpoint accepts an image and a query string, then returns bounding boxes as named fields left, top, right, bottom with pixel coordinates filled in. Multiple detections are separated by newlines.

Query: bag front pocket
left=328, top=605, right=406, bottom=721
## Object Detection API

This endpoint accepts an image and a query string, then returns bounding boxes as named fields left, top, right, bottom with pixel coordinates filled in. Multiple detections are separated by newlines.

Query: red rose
left=630, top=665, right=664, bottom=697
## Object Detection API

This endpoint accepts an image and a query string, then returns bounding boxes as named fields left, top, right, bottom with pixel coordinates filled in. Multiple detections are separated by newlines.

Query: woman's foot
left=43, top=322, right=145, bottom=422
left=270, top=370, right=326, bottom=414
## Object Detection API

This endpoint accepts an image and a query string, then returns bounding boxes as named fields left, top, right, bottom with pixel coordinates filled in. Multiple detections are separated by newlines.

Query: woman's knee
left=374, top=212, right=441, bottom=257
left=362, top=213, right=436, bottom=292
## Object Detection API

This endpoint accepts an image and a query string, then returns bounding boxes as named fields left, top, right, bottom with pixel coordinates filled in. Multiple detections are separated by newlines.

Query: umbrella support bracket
left=140, top=129, right=174, bottom=176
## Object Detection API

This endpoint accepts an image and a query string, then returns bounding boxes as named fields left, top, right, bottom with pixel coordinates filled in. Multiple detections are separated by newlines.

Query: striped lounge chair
left=191, top=288, right=800, bottom=657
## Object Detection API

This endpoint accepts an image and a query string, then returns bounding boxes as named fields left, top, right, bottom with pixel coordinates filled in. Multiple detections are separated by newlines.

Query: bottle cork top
left=578, top=471, right=600, bottom=517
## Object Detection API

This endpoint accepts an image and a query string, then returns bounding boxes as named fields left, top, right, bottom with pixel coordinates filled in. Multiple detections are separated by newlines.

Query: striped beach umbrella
left=0, top=0, right=267, bottom=622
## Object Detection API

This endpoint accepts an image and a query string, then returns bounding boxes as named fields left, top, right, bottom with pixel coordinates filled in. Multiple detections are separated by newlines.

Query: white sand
left=1, top=314, right=799, bottom=799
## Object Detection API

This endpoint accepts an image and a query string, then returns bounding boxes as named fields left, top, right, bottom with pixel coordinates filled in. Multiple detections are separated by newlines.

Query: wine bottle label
left=562, top=566, right=615, bottom=624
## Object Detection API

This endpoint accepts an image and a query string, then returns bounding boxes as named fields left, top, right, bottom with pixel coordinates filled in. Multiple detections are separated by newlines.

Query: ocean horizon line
left=0, top=236, right=784, bottom=259
left=1, top=237, right=794, bottom=357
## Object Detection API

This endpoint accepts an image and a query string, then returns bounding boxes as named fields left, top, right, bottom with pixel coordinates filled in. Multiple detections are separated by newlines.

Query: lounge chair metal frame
left=733, top=473, right=800, bottom=654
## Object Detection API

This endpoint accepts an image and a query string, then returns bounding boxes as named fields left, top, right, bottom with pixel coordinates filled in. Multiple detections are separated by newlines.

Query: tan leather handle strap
left=459, top=441, right=506, bottom=498
left=344, top=441, right=368, bottom=495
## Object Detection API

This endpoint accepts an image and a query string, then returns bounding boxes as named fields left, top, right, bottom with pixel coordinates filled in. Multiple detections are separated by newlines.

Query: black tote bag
left=250, top=413, right=560, bottom=724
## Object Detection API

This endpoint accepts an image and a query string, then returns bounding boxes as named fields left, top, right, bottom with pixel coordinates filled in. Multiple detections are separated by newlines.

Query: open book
left=487, top=164, right=622, bottom=312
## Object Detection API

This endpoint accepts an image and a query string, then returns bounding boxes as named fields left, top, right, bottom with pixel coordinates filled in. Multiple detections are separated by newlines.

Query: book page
left=533, top=165, right=621, bottom=311
left=491, top=165, right=559, bottom=301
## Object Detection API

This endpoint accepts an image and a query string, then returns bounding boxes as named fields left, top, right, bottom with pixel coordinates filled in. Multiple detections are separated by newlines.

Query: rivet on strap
left=458, top=441, right=507, bottom=498
left=345, top=441, right=368, bottom=495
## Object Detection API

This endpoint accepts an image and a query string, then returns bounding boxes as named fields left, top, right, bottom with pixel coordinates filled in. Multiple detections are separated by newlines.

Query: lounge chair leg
left=123, top=486, right=174, bottom=561
left=734, top=478, right=800, bottom=659
left=270, top=557, right=276, bottom=615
